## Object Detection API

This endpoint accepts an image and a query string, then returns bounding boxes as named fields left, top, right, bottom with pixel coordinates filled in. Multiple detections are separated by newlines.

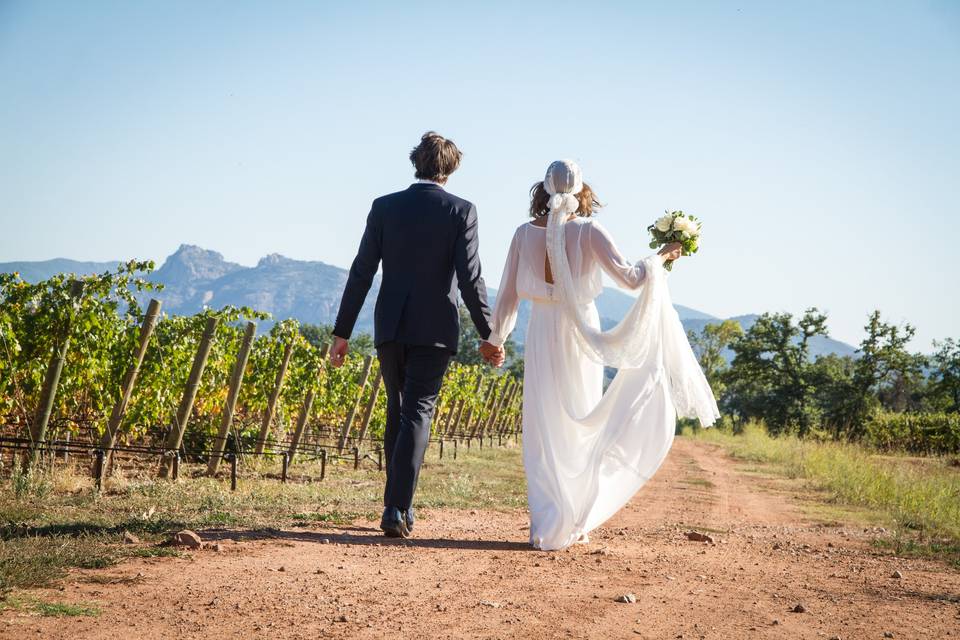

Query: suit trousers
left=376, top=342, right=451, bottom=510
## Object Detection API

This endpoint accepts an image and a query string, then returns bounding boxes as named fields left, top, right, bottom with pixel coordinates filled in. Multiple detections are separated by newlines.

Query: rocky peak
left=154, top=244, right=243, bottom=283
left=256, top=253, right=295, bottom=269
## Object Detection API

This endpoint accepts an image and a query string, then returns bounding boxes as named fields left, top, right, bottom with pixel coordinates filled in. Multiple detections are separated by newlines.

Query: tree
left=810, top=352, right=856, bottom=434
left=453, top=306, right=485, bottom=366
left=725, top=309, right=828, bottom=436
left=928, top=337, right=960, bottom=413
left=839, top=311, right=922, bottom=438
left=687, top=319, right=743, bottom=399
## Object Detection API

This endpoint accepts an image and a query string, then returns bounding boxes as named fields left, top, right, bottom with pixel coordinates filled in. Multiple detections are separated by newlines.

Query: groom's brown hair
left=410, top=131, right=462, bottom=182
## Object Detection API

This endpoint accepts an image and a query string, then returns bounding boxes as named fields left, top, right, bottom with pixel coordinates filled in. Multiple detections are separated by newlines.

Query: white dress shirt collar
left=415, top=179, right=445, bottom=189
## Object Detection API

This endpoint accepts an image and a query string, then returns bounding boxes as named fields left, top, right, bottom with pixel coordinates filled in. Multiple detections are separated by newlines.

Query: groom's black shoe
left=380, top=507, right=409, bottom=538
left=404, top=507, right=415, bottom=533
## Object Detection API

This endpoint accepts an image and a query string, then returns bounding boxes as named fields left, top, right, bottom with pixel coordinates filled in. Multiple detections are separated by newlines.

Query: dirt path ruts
left=3, top=439, right=959, bottom=639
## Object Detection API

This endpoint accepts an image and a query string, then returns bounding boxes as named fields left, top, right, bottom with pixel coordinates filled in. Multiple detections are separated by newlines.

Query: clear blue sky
left=2, top=1, right=958, bottom=349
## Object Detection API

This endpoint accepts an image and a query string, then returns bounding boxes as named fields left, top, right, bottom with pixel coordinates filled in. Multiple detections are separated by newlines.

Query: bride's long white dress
left=487, top=217, right=719, bottom=551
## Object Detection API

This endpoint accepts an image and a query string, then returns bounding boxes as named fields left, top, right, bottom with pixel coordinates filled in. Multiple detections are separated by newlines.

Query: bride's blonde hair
left=529, top=181, right=602, bottom=218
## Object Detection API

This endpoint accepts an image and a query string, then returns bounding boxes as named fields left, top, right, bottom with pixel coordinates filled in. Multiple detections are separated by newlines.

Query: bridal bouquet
left=647, top=210, right=701, bottom=271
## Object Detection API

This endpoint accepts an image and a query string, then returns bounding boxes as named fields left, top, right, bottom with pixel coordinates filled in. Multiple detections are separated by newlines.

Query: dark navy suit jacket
left=333, top=183, right=492, bottom=353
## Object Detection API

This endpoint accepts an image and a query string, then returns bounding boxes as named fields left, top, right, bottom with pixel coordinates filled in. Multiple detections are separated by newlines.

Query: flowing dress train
left=487, top=218, right=718, bottom=550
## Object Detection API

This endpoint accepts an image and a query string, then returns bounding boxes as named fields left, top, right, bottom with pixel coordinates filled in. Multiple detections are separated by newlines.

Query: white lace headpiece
left=543, top=159, right=583, bottom=215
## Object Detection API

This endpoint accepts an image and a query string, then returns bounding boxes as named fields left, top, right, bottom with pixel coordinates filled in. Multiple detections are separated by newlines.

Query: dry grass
left=688, top=422, right=960, bottom=566
left=0, top=442, right=526, bottom=594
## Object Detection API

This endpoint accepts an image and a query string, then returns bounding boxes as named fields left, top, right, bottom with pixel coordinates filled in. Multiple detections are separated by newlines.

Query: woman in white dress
left=486, top=160, right=720, bottom=551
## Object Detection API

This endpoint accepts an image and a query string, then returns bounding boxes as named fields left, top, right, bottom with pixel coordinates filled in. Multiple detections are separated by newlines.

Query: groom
left=330, top=131, right=504, bottom=538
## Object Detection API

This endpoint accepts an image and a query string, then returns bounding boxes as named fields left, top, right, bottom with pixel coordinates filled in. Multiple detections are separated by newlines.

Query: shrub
left=864, top=411, right=960, bottom=455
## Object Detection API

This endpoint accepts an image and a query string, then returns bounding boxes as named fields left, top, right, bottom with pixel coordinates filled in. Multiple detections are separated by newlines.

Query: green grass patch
left=687, top=422, right=960, bottom=563
left=678, top=477, right=715, bottom=488
left=123, top=546, right=184, bottom=559
left=0, top=534, right=119, bottom=592
left=78, top=573, right=146, bottom=585
left=32, top=600, right=101, bottom=617
left=1, top=595, right=101, bottom=617
left=290, top=510, right=361, bottom=524
left=871, top=536, right=960, bottom=570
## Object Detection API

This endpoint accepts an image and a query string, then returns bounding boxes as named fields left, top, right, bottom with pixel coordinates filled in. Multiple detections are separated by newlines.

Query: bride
left=484, top=160, right=720, bottom=551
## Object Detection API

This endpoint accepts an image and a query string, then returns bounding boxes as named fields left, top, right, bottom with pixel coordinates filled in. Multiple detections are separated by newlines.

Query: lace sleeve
left=487, top=228, right=522, bottom=347
left=588, top=221, right=648, bottom=290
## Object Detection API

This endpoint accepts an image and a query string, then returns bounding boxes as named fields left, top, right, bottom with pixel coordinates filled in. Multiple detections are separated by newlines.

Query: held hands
left=332, top=336, right=505, bottom=368
left=329, top=336, right=349, bottom=368
left=658, top=242, right=683, bottom=263
left=479, top=341, right=505, bottom=368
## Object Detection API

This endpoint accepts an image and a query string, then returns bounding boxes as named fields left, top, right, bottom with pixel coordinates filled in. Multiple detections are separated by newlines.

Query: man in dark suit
left=330, top=131, right=504, bottom=538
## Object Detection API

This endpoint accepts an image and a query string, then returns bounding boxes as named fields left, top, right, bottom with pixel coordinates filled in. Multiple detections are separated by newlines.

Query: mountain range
left=0, top=245, right=858, bottom=358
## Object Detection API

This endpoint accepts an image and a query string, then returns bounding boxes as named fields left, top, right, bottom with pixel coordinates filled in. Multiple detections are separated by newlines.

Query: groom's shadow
left=199, top=527, right=532, bottom=552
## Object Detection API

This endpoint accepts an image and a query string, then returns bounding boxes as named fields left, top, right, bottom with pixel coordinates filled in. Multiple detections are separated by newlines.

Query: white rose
left=673, top=216, right=700, bottom=238
left=655, top=214, right=674, bottom=233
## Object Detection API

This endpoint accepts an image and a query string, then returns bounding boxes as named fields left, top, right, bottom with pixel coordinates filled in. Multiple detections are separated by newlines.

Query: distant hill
left=0, top=247, right=858, bottom=359
left=142, top=246, right=380, bottom=334
left=0, top=258, right=119, bottom=283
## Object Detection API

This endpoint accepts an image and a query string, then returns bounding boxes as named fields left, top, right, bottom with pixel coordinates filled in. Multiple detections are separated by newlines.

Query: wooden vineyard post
left=159, top=316, right=218, bottom=478
left=494, top=382, right=518, bottom=437
left=447, top=397, right=466, bottom=439
left=450, top=375, right=481, bottom=439
left=287, top=390, right=316, bottom=464
left=510, top=383, right=523, bottom=434
left=206, top=321, right=257, bottom=476
left=443, top=398, right=463, bottom=437
left=92, top=449, right=105, bottom=491
left=469, top=377, right=495, bottom=440
left=433, top=395, right=447, bottom=437
left=499, top=385, right=520, bottom=440
left=497, top=381, right=518, bottom=435
left=510, top=387, right=523, bottom=440
left=438, top=394, right=456, bottom=438
left=24, top=281, right=83, bottom=471
left=354, top=369, right=382, bottom=445
left=98, top=299, right=163, bottom=482
left=473, top=378, right=500, bottom=442
left=482, top=379, right=512, bottom=443
left=299, top=344, right=329, bottom=453
left=225, top=453, right=238, bottom=490
left=286, top=343, right=328, bottom=463
left=254, top=337, right=295, bottom=456
left=459, top=376, right=484, bottom=446
left=467, top=377, right=488, bottom=440
left=337, top=355, right=373, bottom=453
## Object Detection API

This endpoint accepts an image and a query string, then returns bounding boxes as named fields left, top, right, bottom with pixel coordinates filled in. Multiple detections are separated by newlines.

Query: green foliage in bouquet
left=647, top=210, right=702, bottom=271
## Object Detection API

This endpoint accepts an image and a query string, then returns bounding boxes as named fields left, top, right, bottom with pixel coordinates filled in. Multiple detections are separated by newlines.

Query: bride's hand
left=479, top=341, right=505, bottom=368
left=658, top=242, right=683, bottom=263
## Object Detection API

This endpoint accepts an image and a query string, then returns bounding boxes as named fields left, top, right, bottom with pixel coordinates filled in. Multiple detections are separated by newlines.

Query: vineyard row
left=0, top=265, right=522, bottom=487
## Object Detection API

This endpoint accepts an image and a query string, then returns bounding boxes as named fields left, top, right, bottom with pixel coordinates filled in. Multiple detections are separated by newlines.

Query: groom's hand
left=330, top=336, right=349, bottom=368
left=479, top=341, right=505, bottom=368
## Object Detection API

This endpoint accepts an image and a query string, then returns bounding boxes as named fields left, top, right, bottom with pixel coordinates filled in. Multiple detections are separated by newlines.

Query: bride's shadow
left=199, top=527, right=532, bottom=552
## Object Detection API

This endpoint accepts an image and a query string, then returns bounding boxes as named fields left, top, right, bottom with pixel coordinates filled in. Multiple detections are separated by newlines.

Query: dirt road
left=4, top=439, right=958, bottom=639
